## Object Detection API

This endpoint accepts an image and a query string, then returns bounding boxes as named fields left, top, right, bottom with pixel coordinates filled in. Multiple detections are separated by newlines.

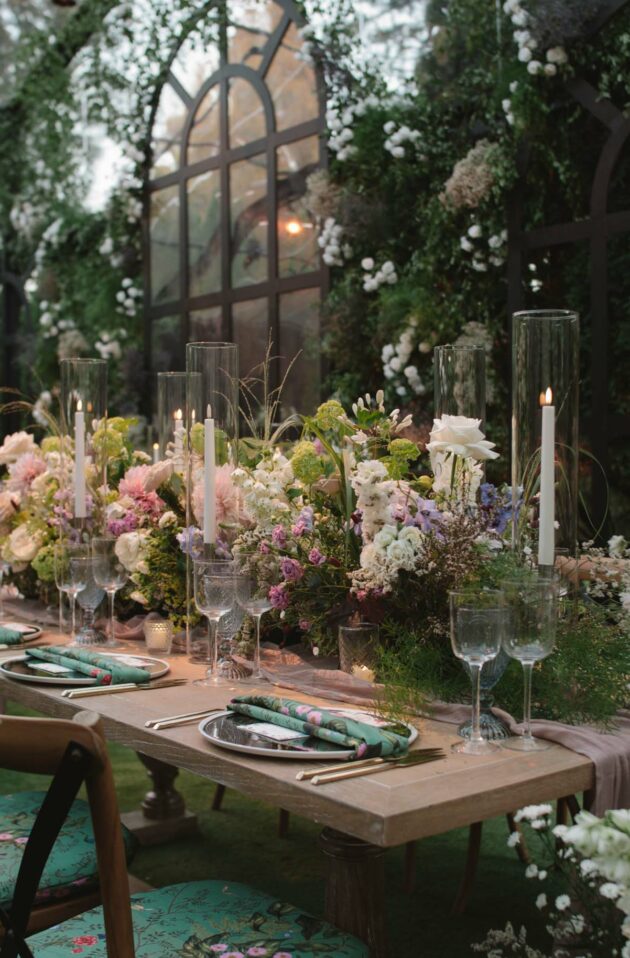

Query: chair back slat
left=0, top=712, right=136, bottom=958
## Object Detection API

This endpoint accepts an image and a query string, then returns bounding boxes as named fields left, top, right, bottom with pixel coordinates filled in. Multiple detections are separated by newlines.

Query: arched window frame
left=143, top=0, right=328, bottom=398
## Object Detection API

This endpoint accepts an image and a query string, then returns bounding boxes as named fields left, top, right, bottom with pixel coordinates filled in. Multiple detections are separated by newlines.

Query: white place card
left=26, top=662, right=73, bottom=674
left=242, top=722, right=306, bottom=742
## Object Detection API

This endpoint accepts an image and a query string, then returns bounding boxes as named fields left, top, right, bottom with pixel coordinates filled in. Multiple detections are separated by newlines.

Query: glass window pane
left=188, top=84, right=221, bottom=165
left=227, top=1, right=283, bottom=70
left=228, top=77, right=266, bottom=149
left=150, top=186, right=180, bottom=305
left=279, top=288, right=320, bottom=415
left=151, top=315, right=183, bottom=371
left=188, top=169, right=222, bottom=297
left=266, top=22, right=319, bottom=131
left=189, top=307, right=223, bottom=341
left=230, top=153, right=268, bottom=288
left=277, top=136, right=320, bottom=277
left=171, top=32, right=221, bottom=99
left=151, top=83, right=188, bottom=177
left=232, top=299, right=269, bottom=394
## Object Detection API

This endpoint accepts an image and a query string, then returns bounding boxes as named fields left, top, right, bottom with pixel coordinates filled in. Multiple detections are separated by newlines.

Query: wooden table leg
left=120, top=753, right=198, bottom=845
left=451, top=821, right=482, bottom=915
left=319, top=828, right=387, bottom=958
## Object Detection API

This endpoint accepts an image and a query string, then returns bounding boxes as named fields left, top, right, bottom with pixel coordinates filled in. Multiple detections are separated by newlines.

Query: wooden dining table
left=0, top=631, right=594, bottom=957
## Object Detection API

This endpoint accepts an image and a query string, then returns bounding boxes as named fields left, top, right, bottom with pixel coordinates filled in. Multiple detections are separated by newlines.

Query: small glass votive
left=338, top=622, right=379, bottom=681
left=143, top=619, right=174, bottom=654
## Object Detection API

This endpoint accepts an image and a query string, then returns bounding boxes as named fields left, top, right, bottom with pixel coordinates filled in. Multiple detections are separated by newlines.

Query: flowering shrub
left=474, top=804, right=630, bottom=957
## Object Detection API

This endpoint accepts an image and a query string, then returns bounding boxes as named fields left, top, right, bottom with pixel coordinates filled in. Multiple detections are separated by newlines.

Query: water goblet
left=449, top=589, right=506, bottom=756
left=92, top=537, right=128, bottom=648
left=234, top=551, right=282, bottom=682
left=501, top=575, right=558, bottom=751
left=53, top=543, right=89, bottom=643
left=73, top=558, right=106, bottom=647
left=192, top=558, right=236, bottom=687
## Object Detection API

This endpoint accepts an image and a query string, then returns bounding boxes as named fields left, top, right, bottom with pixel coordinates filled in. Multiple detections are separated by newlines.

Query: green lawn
left=1, top=704, right=558, bottom=956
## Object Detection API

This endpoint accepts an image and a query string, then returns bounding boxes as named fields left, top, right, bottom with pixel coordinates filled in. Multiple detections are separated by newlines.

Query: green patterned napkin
left=25, top=647, right=150, bottom=685
left=228, top=695, right=411, bottom=759
left=0, top=626, right=25, bottom=645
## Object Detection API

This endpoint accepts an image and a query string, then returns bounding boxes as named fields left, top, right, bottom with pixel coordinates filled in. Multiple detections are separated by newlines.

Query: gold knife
left=61, top=679, right=187, bottom=699
left=310, top=750, right=445, bottom=785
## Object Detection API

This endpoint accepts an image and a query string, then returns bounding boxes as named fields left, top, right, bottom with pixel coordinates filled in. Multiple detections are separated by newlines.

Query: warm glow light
left=174, top=408, right=183, bottom=421
left=285, top=219, right=303, bottom=236
left=76, top=399, right=83, bottom=412
left=153, top=442, right=159, bottom=451
left=539, top=387, right=553, bottom=407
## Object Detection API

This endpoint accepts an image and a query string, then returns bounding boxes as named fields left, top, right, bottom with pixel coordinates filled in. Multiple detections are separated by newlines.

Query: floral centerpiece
left=0, top=391, right=627, bottom=726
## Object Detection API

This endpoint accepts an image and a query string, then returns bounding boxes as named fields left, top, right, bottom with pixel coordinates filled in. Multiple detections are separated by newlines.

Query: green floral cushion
left=29, top=881, right=368, bottom=956
left=0, top=791, right=136, bottom=907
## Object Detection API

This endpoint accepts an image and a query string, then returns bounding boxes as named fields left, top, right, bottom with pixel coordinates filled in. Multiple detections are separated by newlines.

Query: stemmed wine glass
left=192, top=558, right=236, bottom=687
left=449, top=589, right=507, bottom=755
left=73, top=558, right=106, bottom=647
left=92, top=537, right=128, bottom=648
left=501, top=574, right=558, bottom=751
left=53, top=542, right=89, bottom=643
left=234, top=551, right=282, bottom=682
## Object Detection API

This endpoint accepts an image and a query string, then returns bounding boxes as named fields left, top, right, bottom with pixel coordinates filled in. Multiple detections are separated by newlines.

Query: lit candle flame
left=174, top=408, right=183, bottom=421
left=285, top=219, right=303, bottom=236
left=153, top=442, right=159, bottom=451
left=76, top=399, right=83, bottom=412
left=539, top=387, right=553, bottom=406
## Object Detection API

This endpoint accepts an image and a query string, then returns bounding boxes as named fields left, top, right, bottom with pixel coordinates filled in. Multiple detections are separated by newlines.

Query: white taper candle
left=538, top=387, right=555, bottom=567
left=203, top=404, right=216, bottom=544
left=74, top=399, right=86, bottom=519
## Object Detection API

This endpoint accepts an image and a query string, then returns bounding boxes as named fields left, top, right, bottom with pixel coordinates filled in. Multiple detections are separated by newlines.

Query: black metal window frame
left=143, top=0, right=328, bottom=375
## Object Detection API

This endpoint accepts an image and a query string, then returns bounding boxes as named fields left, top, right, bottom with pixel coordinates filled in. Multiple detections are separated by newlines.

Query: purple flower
left=291, top=520, right=307, bottom=537
left=269, top=584, right=289, bottom=610
left=271, top=525, right=287, bottom=548
left=480, top=482, right=498, bottom=507
left=107, top=512, right=138, bottom=537
left=298, top=506, right=314, bottom=531
left=176, top=526, right=204, bottom=559
left=280, top=557, right=304, bottom=582
left=415, top=498, right=442, bottom=533
left=313, top=438, right=325, bottom=455
left=307, top=547, right=325, bottom=566
left=298, top=619, right=312, bottom=632
left=259, top=540, right=270, bottom=554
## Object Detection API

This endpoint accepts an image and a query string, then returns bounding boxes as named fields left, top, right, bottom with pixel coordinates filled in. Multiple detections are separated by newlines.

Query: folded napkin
left=0, top=626, right=25, bottom=645
left=228, top=694, right=410, bottom=759
left=25, top=647, right=150, bottom=686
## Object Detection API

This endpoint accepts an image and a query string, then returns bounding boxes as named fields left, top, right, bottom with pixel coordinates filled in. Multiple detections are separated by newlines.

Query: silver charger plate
left=0, top=652, right=170, bottom=686
left=198, top=708, right=418, bottom=761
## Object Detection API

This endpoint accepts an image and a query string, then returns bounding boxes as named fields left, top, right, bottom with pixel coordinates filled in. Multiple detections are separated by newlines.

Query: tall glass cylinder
left=156, top=372, right=201, bottom=470
left=185, top=343, right=239, bottom=656
left=511, top=310, right=579, bottom=562
left=433, top=344, right=486, bottom=422
left=60, top=359, right=108, bottom=528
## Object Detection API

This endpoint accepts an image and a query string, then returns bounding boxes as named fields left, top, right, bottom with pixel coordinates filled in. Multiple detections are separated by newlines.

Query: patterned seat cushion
left=0, top=791, right=136, bottom=907
left=29, top=881, right=368, bottom=957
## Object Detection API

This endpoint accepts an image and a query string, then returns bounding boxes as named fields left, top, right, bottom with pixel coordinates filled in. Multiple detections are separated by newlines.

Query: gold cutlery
left=61, top=678, right=187, bottom=699
left=296, top=747, right=444, bottom=781
left=307, top=749, right=445, bottom=786
left=146, top=708, right=223, bottom=729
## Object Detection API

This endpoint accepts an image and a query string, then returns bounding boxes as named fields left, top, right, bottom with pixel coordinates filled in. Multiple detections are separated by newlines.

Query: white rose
left=8, top=524, right=42, bottom=562
left=0, top=431, right=37, bottom=466
left=114, top=531, right=148, bottom=573
left=426, top=414, right=499, bottom=462
left=387, top=538, right=415, bottom=570
left=398, top=525, right=422, bottom=548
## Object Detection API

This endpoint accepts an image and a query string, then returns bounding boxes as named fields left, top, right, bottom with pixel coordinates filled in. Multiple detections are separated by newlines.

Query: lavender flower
left=269, top=583, right=290, bottom=610
left=280, top=557, right=304, bottom=582
left=308, top=547, right=326, bottom=566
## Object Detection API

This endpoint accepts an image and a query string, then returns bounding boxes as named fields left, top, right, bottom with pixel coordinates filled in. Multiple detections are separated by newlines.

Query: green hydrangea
left=41, top=437, right=61, bottom=454
left=92, top=426, right=125, bottom=459
left=385, top=438, right=420, bottom=479
left=291, top=440, right=324, bottom=485
left=190, top=422, right=205, bottom=455
left=313, top=399, right=345, bottom=432
left=32, top=543, right=56, bottom=583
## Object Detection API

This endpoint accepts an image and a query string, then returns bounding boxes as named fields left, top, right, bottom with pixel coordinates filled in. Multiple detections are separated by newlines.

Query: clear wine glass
left=192, top=558, right=236, bottom=687
left=501, top=575, right=558, bottom=751
left=449, top=589, right=506, bottom=756
left=234, top=551, right=282, bottom=682
left=53, top=543, right=89, bottom=643
left=73, top=558, right=106, bottom=648
left=92, top=537, right=128, bottom=648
